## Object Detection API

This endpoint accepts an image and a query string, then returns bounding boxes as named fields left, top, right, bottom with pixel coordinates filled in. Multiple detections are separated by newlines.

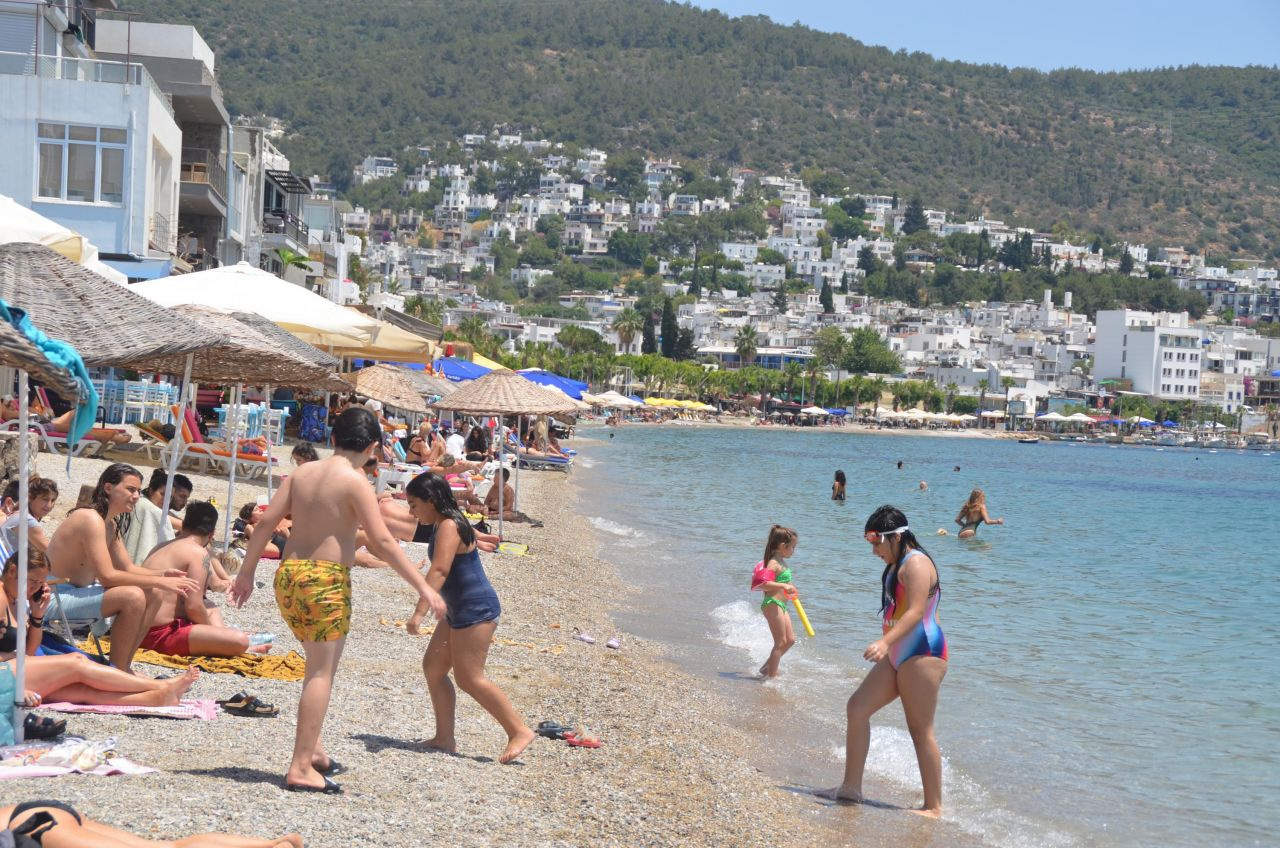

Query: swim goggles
left=864, top=526, right=908, bottom=544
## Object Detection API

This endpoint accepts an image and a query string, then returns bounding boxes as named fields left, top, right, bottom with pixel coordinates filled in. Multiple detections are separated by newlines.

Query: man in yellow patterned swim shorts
left=231, top=408, right=446, bottom=794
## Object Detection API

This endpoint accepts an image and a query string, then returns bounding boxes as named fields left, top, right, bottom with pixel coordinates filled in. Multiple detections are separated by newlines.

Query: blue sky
left=689, top=0, right=1280, bottom=72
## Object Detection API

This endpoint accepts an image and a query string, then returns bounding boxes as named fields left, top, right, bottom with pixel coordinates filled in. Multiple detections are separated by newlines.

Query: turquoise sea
left=572, top=426, right=1279, bottom=847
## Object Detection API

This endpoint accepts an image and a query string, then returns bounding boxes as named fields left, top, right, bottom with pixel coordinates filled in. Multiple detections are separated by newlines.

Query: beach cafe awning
left=434, top=356, right=492, bottom=382
left=979, top=410, right=1005, bottom=418
left=130, top=262, right=380, bottom=347
left=326, top=310, right=437, bottom=365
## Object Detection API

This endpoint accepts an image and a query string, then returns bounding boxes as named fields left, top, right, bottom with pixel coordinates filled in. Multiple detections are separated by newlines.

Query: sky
left=689, top=0, right=1280, bottom=73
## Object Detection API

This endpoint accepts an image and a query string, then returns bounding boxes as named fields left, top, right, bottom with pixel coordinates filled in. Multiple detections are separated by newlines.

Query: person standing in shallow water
left=822, top=505, right=948, bottom=817
left=831, top=470, right=847, bottom=501
left=752, top=525, right=799, bottom=678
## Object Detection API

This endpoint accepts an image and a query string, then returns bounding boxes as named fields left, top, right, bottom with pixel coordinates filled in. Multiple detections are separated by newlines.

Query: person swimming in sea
left=832, top=470, right=847, bottom=502
left=751, top=525, right=799, bottom=678
left=954, top=488, right=1003, bottom=538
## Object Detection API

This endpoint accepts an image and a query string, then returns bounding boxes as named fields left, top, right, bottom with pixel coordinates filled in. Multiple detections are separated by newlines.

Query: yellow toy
left=784, top=587, right=815, bottom=637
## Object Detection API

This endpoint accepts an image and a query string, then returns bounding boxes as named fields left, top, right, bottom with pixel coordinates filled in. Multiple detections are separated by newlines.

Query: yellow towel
left=85, top=638, right=306, bottom=681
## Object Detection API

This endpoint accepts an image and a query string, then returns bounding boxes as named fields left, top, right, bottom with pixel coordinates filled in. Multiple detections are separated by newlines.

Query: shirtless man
left=141, top=501, right=274, bottom=657
left=230, top=407, right=446, bottom=794
left=45, top=463, right=200, bottom=672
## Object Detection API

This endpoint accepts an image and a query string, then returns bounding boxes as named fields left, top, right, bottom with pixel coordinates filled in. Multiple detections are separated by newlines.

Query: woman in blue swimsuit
left=405, top=473, right=535, bottom=765
left=822, top=505, right=948, bottom=817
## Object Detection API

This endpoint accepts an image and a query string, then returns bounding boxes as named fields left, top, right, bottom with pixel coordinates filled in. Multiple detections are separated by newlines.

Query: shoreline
left=5, top=446, right=855, bottom=847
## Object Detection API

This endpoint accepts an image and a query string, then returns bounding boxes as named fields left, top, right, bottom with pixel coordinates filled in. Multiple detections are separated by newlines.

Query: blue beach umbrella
left=1162, top=420, right=1178, bottom=427
left=433, top=357, right=492, bottom=382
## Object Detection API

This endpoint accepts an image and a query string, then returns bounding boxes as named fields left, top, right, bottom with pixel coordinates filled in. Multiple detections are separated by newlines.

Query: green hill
left=123, top=0, right=1280, bottom=260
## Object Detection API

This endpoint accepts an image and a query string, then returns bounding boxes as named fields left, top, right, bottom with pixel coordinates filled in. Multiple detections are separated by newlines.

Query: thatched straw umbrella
left=351, top=364, right=430, bottom=415
left=0, top=243, right=224, bottom=366
left=433, top=369, right=578, bottom=535
left=130, top=305, right=351, bottom=535
left=0, top=301, right=78, bottom=742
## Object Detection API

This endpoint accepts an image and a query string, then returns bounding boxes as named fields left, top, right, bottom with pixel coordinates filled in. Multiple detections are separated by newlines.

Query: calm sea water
left=571, top=425, right=1279, bottom=848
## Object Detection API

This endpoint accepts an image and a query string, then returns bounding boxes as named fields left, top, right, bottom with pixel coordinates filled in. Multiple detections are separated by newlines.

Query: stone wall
left=0, top=431, right=41, bottom=488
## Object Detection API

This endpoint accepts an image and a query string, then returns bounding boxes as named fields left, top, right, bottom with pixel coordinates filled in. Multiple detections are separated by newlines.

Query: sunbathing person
left=2, top=550, right=199, bottom=705
left=2, top=393, right=131, bottom=450
left=2, top=801, right=302, bottom=848
left=481, top=469, right=536, bottom=523
left=1, top=475, right=58, bottom=555
left=233, top=502, right=288, bottom=559
left=141, top=502, right=274, bottom=657
left=44, top=463, right=201, bottom=671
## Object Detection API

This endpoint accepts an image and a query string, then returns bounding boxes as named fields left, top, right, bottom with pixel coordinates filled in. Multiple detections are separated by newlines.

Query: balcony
left=262, top=210, right=309, bottom=251
left=0, top=51, right=173, bottom=117
left=179, top=148, right=227, bottom=216
left=149, top=211, right=175, bottom=253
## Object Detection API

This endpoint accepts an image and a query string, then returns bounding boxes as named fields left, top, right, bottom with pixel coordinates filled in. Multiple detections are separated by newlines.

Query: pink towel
left=37, top=698, right=217, bottom=720
left=0, top=758, right=155, bottom=780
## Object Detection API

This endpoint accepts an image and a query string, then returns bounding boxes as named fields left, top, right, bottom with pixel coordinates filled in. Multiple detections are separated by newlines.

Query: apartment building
left=1094, top=310, right=1204, bottom=399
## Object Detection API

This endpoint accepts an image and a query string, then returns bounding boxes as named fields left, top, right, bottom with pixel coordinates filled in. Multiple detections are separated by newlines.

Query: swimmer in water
left=954, top=488, right=1004, bottom=539
left=919, top=481, right=928, bottom=491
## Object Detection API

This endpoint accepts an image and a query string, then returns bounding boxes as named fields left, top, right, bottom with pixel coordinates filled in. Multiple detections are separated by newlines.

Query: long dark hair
left=88, top=463, right=142, bottom=538
left=865, top=505, right=935, bottom=614
left=834, top=470, right=846, bottom=485
left=406, top=472, right=476, bottom=548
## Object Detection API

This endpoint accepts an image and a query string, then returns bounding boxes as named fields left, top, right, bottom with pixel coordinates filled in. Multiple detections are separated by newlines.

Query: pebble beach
left=4, top=443, right=878, bottom=848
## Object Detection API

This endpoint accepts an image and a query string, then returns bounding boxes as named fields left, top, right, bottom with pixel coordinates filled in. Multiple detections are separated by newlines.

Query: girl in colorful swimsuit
left=822, top=505, right=948, bottom=817
left=751, top=525, right=799, bottom=678
left=405, top=472, right=535, bottom=765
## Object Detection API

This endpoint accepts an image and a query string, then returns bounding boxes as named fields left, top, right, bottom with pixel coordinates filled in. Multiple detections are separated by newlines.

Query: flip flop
left=316, top=758, right=346, bottom=776
left=23, top=714, right=66, bottom=740
left=605, top=637, right=621, bottom=649
left=567, top=735, right=602, bottom=748
left=536, top=721, right=571, bottom=740
left=285, top=777, right=343, bottom=794
left=575, top=633, right=596, bottom=644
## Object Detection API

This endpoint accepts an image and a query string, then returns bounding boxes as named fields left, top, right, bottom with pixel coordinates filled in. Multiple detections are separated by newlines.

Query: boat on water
left=1154, top=432, right=1195, bottom=447
left=1018, top=437, right=1040, bottom=444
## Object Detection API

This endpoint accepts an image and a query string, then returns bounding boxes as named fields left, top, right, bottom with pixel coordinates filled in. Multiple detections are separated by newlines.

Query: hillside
left=122, top=0, right=1280, bottom=259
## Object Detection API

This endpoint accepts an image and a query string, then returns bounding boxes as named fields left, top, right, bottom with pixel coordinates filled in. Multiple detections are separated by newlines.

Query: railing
left=263, top=210, right=309, bottom=246
left=180, top=148, right=227, bottom=200
left=0, top=51, right=173, bottom=118
left=149, top=212, right=174, bottom=252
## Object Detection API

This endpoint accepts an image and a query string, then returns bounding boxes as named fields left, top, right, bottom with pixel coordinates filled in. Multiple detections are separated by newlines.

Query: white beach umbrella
left=0, top=194, right=127, bottom=284
left=1066, top=412, right=1095, bottom=423
left=1038, top=412, right=1068, bottom=422
left=801, top=405, right=828, bottom=415
left=130, top=262, right=379, bottom=346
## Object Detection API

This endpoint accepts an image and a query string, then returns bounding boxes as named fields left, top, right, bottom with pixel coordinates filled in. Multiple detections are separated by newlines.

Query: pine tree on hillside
left=902, top=197, right=927, bottom=234
left=660, top=297, right=678, bottom=358
left=820, top=280, right=835, bottom=313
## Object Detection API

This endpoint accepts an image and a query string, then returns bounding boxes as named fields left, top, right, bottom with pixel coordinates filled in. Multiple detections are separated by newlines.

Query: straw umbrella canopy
left=0, top=243, right=224, bottom=366
left=433, top=368, right=579, bottom=417
left=407, top=370, right=457, bottom=399
left=229, top=311, right=340, bottom=370
left=131, top=305, right=346, bottom=388
left=351, top=364, right=430, bottom=415
left=0, top=317, right=80, bottom=398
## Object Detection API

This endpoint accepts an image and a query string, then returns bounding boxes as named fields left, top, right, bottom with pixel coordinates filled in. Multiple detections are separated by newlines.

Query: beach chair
left=514, top=451, right=573, bottom=472
left=173, top=407, right=279, bottom=480
left=44, top=578, right=110, bottom=664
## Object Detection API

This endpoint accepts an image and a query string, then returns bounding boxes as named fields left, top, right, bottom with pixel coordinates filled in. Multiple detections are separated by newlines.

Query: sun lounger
left=513, top=452, right=573, bottom=472
left=0, top=419, right=118, bottom=458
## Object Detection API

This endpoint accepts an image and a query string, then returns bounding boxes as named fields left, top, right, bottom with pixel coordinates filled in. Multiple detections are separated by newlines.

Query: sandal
left=217, top=692, right=279, bottom=717
left=536, top=720, right=572, bottom=740
left=23, top=714, right=67, bottom=740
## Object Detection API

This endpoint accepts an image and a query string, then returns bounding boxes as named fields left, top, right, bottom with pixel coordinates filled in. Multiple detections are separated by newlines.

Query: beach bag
left=0, top=662, right=14, bottom=746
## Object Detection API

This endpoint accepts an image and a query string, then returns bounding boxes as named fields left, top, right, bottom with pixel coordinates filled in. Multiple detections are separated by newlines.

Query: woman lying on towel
left=1, top=551, right=199, bottom=707
left=2, top=801, right=303, bottom=848
left=1, top=394, right=131, bottom=449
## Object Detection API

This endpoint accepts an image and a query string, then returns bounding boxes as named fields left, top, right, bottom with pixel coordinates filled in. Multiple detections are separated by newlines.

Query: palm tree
left=841, top=375, right=864, bottom=411
left=1000, top=376, right=1016, bottom=428
left=977, top=378, right=990, bottom=412
left=385, top=279, right=402, bottom=295
left=734, top=324, right=758, bottom=370
left=274, top=247, right=311, bottom=286
left=457, top=316, right=489, bottom=348
left=611, top=308, right=646, bottom=355
left=804, top=358, right=822, bottom=406
left=867, top=376, right=888, bottom=416
left=945, top=382, right=959, bottom=414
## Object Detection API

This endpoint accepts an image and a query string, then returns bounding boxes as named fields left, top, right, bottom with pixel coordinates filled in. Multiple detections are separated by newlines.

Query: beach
left=6, top=445, right=880, bottom=848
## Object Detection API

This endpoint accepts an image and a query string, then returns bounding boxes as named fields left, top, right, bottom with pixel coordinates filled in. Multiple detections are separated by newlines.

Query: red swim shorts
left=140, top=618, right=194, bottom=655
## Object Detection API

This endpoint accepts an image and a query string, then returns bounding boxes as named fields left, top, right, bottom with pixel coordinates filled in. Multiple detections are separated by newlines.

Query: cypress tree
left=641, top=314, right=657, bottom=354
left=820, top=280, right=835, bottom=313
left=660, top=297, right=678, bottom=358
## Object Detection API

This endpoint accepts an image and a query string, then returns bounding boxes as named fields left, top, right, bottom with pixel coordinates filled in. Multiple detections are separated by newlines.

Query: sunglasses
left=864, top=526, right=908, bottom=544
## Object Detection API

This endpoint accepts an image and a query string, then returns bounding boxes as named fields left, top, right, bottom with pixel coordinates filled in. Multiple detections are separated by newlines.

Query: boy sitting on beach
left=1, top=476, right=58, bottom=554
left=230, top=407, right=446, bottom=794
left=141, top=502, right=274, bottom=657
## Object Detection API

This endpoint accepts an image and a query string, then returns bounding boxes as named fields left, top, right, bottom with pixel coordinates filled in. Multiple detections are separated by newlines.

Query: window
left=36, top=123, right=127, bottom=203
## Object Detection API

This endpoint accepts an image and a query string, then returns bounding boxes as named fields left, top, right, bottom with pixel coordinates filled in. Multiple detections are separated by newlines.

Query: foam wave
left=587, top=516, right=645, bottom=540
left=832, top=728, right=1076, bottom=848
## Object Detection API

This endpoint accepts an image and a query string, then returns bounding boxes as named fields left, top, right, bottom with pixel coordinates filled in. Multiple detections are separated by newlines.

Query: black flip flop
left=285, top=776, right=342, bottom=794
left=317, top=758, right=346, bottom=776
left=218, top=694, right=279, bottom=717
left=24, top=714, right=67, bottom=740
left=536, top=720, right=571, bottom=740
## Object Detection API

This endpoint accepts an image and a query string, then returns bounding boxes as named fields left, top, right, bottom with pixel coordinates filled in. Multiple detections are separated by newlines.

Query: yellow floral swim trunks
left=274, top=559, right=352, bottom=643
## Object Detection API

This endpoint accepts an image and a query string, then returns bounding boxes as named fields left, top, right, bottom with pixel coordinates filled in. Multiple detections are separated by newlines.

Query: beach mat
left=83, top=639, right=306, bottom=681
left=37, top=699, right=218, bottom=720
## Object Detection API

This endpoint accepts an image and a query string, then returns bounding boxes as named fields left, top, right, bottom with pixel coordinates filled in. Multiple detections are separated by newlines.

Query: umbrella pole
left=160, top=354, right=194, bottom=522
left=222, top=385, right=242, bottom=551
left=12, top=371, right=30, bottom=741
left=513, top=415, right=522, bottom=513
left=497, top=418, right=504, bottom=540
left=264, top=383, right=273, bottom=502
